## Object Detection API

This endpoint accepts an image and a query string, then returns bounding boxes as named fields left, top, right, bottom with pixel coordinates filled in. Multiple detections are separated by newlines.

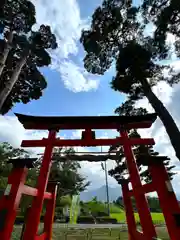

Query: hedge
left=77, top=216, right=117, bottom=224
left=77, top=216, right=95, bottom=224
left=93, top=211, right=109, bottom=217
left=15, top=215, right=118, bottom=225
left=96, top=217, right=117, bottom=224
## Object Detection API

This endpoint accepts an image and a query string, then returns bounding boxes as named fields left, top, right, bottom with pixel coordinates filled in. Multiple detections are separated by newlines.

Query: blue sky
left=1, top=0, right=180, bottom=192
left=9, top=0, right=124, bottom=118
left=1, top=0, right=125, bottom=189
left=11, top=67, right=123, bottom=116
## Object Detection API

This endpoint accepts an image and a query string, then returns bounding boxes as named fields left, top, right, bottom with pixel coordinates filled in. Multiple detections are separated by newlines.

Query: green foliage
left=56, top=195, right=71, bottom=207
left=142, top=0, right=180, bottom=58
left=80, top=0, right=140, bottom=75
left=115, top=99, right=149, bottom=116
left=50, top=147, right=90, bottom=197
left=0, top=64, right=47, bottom=114
left=111, top=212, right=165, bottom=224
left=77, top=215, right=117, bottom=224
left=82, top=201, right=123, bottom=215
left=48, top=147, right=90, bottom=217
left=111, top=40, right=165, bottom=100
left=10, top=24, right=57, bottom=65
left=92, top=196, right=98, bottom=202
left=108, top=129, right=175, bottom=184
left=147, top=197, right=162, bottom=213
left=81, top=0, right=180, bottom=160
left=115, top=196, right=124, bottom=209
left=0, top=0, right=36, bottom=33
left=129, top=195, right=163, bottom=213
left=0, top=23, right=57, bottom=113
left=0, top=142, right=35, bottom=191
left=0, top=142, right=38, bottom=215
left=0, top=1, right=58, bottom=113
left=0, top=143, right=91, bottom=219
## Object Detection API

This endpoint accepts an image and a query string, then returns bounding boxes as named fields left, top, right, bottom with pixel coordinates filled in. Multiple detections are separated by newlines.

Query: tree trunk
left=0, top=54, right=27, bottom=111
left=0, top=30, right=13, bottom=79
left=140, top=78, right=180, bottom=161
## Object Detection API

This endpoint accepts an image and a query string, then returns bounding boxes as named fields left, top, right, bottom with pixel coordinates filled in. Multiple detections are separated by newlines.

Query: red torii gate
left=0, top=113, right=179, bottom=239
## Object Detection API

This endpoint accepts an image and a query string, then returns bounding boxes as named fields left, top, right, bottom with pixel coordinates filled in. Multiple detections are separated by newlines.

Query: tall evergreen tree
left=108, top=130, right=176, bottom=184
left=115, top=99, right=149, bottom=116
left=142, top=0, right=180, bottom=58
left=80, top=0, right=180, bottom=161
left=0, top=0, right=36, bottom=76
left=0, top=24, right=57, bottom=111
left=49, top=147, right=90, bottom=197
left=0, top=50, right=47, bottom=114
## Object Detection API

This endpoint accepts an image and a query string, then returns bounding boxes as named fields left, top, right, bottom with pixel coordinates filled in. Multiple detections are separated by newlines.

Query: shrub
left=80, top=208, right=89, bottom=216
left=94, top=211, right=109, bottom=217
left=77, top=216, right=95, bottom=224
left=96, top=217, right=117, bottom=224
left=77, top=216, right=117, bottom=224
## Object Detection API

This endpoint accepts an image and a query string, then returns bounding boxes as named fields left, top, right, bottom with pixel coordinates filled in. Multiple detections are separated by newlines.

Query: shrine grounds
left=12, top=203, right=167, bottom=239
left=12, top=225, right=169, bottom=240
left=111, top=212, right=165, bottom=224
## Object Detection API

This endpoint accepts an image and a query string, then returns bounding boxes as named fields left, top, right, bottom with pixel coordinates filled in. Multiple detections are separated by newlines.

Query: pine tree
left=80, top=0, right=180, bottom=161
left=0, top=24, right=57, bottom=111
left=50, top=147, right=90, bottom=197
left=0, top=50, right=47, bottom=114
left=0, top=0, right=36, bottom=76
left=108, top=130, right=176, bottom=184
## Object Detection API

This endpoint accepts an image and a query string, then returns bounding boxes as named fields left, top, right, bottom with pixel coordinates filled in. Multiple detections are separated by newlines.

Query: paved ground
left=53, top=224, right=127, bottom=229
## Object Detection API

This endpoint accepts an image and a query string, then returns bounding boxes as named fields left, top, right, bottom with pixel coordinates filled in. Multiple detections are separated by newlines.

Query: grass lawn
left=111, top=212, right=165, bottom=224
left=83, top=202, right=124, bottom=214
left=109, top=203, right=124, bottom=213
left=12, top=225, right=169, bottom=240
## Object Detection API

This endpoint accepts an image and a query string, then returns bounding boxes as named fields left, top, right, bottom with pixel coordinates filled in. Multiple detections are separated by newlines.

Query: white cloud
left=136, top=80, right=180, bottom=196
left=31, top=0, right=99, bottom=92
left=80, top=160, right=118, bottom=190
left=59, top=61, right=99, bottom=92
left=0, top=115, right=63, bottom=154
left=0, top=115, right=25, bottom=147
left=31, top=0, right=85, bottom=58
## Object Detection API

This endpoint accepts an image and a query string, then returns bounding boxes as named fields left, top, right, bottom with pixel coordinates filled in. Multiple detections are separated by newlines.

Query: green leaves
left=49, top=147, right=90, bottom=197
left=0, top=0, right=36, bottom=33
left=0, top=64, right=47, bottom=114
left=115, top=99, right=149, bottom=116
left=29, top=48, right=51, bottom=67
left=80, top=0, right=140, bottom=75
left=0, top=142, right=32, bottom=189
left=0, top=22, right=57, bottom=113
left=108, top=129, right=176, bottom=185
left=142, top=0, right=180, bottom=59
left=0, top=1, right=58, bottom=113
left=31, top=25, right=58, bottom=50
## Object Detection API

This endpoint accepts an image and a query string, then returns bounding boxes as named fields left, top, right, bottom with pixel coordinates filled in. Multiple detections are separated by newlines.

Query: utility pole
left=101, top=146, right=110, bottom=216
